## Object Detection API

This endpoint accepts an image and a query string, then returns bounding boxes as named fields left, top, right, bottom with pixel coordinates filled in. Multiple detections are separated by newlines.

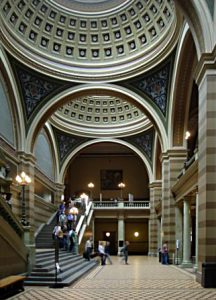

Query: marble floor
left=9, top=256, right=216, bottom=300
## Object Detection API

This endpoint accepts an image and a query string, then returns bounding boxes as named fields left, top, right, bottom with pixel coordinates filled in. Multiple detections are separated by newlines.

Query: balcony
left=93, top=200, right=150, bottom=210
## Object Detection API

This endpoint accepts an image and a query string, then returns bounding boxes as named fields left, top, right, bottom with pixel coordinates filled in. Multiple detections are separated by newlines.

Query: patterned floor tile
left=8, top=256, right=216, bottom=300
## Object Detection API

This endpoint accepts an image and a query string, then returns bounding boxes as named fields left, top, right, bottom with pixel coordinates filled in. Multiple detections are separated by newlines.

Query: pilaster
left=54, top=183, right=65, bottom=206
left=161, top=149, right=187, bottom=262
left=148, top=181, right=162, bottom=256
left=181, top=197, right=192, bottom=268
left=118, top=215, right=125, bottom=255
left=196, top=69, right=216, bottom=284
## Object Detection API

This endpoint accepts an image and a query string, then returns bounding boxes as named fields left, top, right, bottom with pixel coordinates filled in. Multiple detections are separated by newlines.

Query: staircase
left=35, top=214, right=57, bottom=249
left=26, top=212, right=98, bottom=286
left=25, top=250, right=97, bottom=287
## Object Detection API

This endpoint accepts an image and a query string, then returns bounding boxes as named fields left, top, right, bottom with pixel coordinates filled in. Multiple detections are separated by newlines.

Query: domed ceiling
left=0, top=0, right=178, bottom=81
left=51, top=94, right=149, bottom=137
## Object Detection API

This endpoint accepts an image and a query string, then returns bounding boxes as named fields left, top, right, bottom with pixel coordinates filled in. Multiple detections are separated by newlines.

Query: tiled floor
left=9, top=256, right=216, bottom=300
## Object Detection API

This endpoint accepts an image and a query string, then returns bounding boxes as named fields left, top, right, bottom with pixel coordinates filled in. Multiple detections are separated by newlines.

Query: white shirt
left=85, top=239, right=92, bottom=250
left=98, top=244, right=105, bottom=254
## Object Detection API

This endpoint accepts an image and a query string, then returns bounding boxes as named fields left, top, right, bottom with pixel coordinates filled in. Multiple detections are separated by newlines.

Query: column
left=181, top=198, right=192, bottom=267
left=118, top=215, right=125, bottom=255
left=148, top=181, right=162, bottom=256
left=196, top=68, right=216, bottom=286
left=161, top=150, right=187, bottom=263
left=157, top=218, right=161, bottom=252
left=92, top=217, right=95, bottom=251
left=175, top=204, right=183, bottom=265
left=194, top=192, right=198, bottom=272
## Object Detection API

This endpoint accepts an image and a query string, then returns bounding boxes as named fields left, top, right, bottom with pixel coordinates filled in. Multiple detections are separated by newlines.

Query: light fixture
left=118, top=182, right=125, bottom=199
left=185, top=131, right=191, bottom=140
left=15, top=171, right=31, bottom=226
left=106, top=232, right=110, bottom=237
left=134, top=232, right=139, bottom=237
left=87, top=182, right=94, bottom=200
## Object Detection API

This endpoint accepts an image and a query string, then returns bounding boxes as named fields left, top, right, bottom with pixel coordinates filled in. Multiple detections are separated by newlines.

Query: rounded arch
left=58, top=138, right=153, bottom=184
left=0, top=45, right=26, bottom=150
left=168, top=23, right=198, bottom=148
left=176, top=0, right=214, bottom=58
left=33, top=122, right=60, bottom=181
left=26, top=83, right=168, bottom=154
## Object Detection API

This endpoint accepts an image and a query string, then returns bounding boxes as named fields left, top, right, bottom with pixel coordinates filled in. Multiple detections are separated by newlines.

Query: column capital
left=161, top=148, right=187, bottom=162
left=195, top=45, right=216, bottom=86
left=17, top=151, right=36, bottom=166
left=149, top=180, right=162, bottom=189
left=55, top=183, right=65, bottom=191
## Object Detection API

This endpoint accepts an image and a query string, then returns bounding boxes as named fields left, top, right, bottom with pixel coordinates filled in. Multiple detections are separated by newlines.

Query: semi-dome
left=51, top=94, right=150, bottom=137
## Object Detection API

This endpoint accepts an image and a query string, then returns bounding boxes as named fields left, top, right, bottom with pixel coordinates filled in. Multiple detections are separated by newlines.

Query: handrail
left=85, top=201, right=92, bottom=216
left=75, top=215, right=85, bottom=235
left=0, top=196, right=23, bottom=238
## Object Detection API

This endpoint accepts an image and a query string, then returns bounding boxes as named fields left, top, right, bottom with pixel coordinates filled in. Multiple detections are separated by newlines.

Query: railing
left=0, top=196, right=23, bottom=238
left=77, top=201, right=93, bottom=244
left=93, top=201, right=150, bottom=209
left=177, top=150, right=198, bottom=179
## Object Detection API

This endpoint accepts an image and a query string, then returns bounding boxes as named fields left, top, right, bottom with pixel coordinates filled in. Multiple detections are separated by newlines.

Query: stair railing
left=76, top=201, right=93, bottom=244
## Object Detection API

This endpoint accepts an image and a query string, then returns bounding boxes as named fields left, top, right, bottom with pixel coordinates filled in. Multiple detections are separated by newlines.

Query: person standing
left=121, top=241, right=130, bottom=265
left=161, top=241, right=169, bottom=265
left=85, top=236, right=93, bottom=261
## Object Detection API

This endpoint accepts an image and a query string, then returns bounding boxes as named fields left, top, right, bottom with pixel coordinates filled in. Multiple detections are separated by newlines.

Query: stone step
left=25, top=259, right=97, bottom=286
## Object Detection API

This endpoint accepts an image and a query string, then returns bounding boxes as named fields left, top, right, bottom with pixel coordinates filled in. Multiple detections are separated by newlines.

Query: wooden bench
left=0, top=275, right=25, bottom=299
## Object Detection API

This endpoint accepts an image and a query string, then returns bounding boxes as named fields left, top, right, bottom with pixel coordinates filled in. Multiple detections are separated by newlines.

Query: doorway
left=103, top=231, right=117, bottom=255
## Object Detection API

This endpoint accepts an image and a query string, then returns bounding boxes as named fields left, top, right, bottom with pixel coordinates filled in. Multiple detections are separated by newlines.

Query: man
left=161, top=241, right=169, bottom=265
left=105, top=241, right=112, bottom=265
left=85, top=236, right=93, bottom=261
left=120, top=241, right=130, bottom=264
left=98, top=241, right=107, bottom=265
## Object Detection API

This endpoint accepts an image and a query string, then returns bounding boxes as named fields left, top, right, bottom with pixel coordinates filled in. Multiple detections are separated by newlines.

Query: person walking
left=120, top=241, right=130, bottom=265
left=105, top=241, right=112, bottom=265
left=98, top=241, right=106, bottom=265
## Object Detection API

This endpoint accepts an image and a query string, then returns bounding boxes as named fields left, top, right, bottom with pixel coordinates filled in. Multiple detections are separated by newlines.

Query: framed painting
left=100, top=169, right=123, bottom=190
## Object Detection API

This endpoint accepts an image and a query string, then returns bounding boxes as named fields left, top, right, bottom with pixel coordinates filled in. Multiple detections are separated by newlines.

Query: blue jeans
left=162, top=253, right=168, bottom=264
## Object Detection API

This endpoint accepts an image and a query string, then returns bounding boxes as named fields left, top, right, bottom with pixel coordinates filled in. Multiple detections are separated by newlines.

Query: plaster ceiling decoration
left=0, top=0, right=179, bottom=81
left=51, top=95, right=149, bottom=138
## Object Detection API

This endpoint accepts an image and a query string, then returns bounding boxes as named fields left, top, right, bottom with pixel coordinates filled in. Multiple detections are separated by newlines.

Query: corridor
left=9, top=256, right=216, bottom=300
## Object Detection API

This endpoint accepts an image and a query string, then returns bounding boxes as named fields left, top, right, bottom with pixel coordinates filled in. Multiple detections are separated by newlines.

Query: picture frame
left=100, top=169, right=123, bottom=190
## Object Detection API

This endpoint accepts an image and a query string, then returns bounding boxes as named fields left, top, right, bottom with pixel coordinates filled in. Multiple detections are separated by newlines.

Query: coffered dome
left=52, top=94, right=149, bottom=137
left=0, top=0, right=179, bottom=81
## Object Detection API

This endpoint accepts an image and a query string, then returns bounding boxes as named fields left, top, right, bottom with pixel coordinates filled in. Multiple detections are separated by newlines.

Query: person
left=120, top=241, right=130, bottom=264
left=52, top=223, right=63, bottom=272
left=56, top=200, right=65, bottom=223
left=62, top=224, right=69, bottom=251
left=5, top=193, right=12, bottom=208
left=98, top=241, right=106, bottom=265
left=59, top=212, right=67, bottom=227
left=105, top=241, right=112, bottom=265
left=67, top=209, right=74, bottom=231
left=68, top=228, right=75, bottom=253
left=52, top=223, right=62, bottom=240
left=161, top=241, right=169, bottom=265
left=85, top=236, right=93, bottom=261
